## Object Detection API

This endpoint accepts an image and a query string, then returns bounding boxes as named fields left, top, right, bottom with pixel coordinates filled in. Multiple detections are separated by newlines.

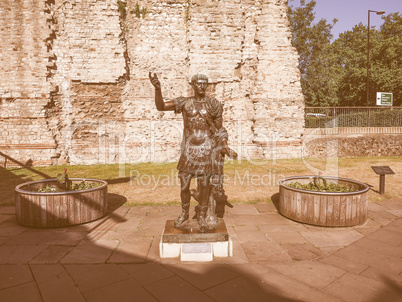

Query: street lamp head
left=376, top=11, right=386, bottom=15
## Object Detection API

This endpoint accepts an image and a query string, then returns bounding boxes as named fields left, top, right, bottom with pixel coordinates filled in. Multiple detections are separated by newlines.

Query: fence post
left=368, top=107, right=371, bottom=127
left=333, top=107, right=336, bottom=128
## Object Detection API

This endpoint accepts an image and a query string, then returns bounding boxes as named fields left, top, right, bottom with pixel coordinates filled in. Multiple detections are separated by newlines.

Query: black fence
left=305, top=107, right=402, bottom=128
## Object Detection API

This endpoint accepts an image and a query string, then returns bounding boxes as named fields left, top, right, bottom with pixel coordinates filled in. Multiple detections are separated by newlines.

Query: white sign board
left=376, top=92, right=393, bottom=106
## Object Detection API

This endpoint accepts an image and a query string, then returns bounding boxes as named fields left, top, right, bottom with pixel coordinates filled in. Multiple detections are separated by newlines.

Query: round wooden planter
left=279, top=176, right=369, bottom=227
left=15, top=178, right=108, bottom=228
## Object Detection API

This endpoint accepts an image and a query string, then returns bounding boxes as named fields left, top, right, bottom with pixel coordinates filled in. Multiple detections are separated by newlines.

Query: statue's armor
left=174, top=96, right=223, bottom=176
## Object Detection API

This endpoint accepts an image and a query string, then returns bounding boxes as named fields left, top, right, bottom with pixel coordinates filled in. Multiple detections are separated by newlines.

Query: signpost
left=371, top=166, right=395, bottom=195
left=376, top=92, right=393, bottom=106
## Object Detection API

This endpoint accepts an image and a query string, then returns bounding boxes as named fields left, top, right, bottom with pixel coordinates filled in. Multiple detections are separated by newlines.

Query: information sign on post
left=376, top=92, right=393, bottom=106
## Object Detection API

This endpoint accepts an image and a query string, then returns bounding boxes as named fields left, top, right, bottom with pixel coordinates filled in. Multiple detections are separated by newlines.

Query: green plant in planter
left=288, top=172, right=357, bottom=193
left=56, top=168, right=72, bottom=191
left=35, top=169, right=101, bottom=192
left=313, top=171, right=327, bottom=190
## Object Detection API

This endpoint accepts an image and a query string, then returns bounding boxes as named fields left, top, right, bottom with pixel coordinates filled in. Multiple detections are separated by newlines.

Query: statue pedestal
left=159, top=219, right=233, bottom=261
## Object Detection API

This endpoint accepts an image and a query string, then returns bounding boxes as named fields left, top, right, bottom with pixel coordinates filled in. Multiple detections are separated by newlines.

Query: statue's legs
left=174, top=172, right=193, bottom=227
left=197, top=175, right=211, bottom=232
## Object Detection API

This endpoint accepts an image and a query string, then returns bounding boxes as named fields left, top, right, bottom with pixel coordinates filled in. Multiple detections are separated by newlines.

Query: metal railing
left=305, top=107, right=402, bottom=128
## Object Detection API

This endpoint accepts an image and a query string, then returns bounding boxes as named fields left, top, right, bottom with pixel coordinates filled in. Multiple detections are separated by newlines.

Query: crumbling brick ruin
left=0, top=0, right=304, bottom=166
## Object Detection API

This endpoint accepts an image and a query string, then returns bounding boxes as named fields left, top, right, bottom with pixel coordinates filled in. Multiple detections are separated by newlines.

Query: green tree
left=331, top=23, right=370, bottom=106
left=287, top=0, right=338, bottom=106
left=371, top=13, right=402, bottom=106
left=332, top=13, right=401, bottom=106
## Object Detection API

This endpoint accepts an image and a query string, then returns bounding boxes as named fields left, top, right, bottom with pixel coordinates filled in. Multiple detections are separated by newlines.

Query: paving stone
left=379, top=201, right=402, bottom=210
left=0, top=237, right=9, bottom=245
left=265, top=231, right=308, bottom=244
left=228, top=204, right=260, bottom=215
left=368, top=202, right=388, bottom=211
left=0, top=264, right=33, bottom=290
left=233, top=225, right=259, bottom=232
left=254, top=203, right=277, bottom=213
left=322, top=272, right=402, bottom=302
left=220, top=214, right=235, bottom=227
left=166, top=263, right=242, bottom=290
left=320, top=254, right=369, bottom=275
left=0, top=207, right=15, bottom=215
left=257, top=223, right=309, bottom=233
left=65, top=264, right=130, bottom=293
left=37, top=231, right=87, bottom=246
left=84, top=278, right=157, bottom=302
left=334, top=244, right=402, bottom=275
left=112, top=217, right=142, bottom=232
left=30, top=246, right=74, bottom=264
left=360, top=266, right=402, bottom=285
left=142, top=224, right=165, bottom=237
left=368, top=210, right=398, bottom=225
left=0, top=245, right=48, bottom=264
left=226, top=233, right=249, bottom=263
left=386, top=209, right=402, bottom=217
left=30, top=264, right=69, bottom=283
left=232, top=213, right=292, bottom=226
left=0, top=282, right=42, bottom=302
left=281, top=242, right=325, bottom=261
left=3, top=230, right=50, bottom=246
left=351, top=237, right=402, bottom=258
left=204, top=275, right=293, bottom=302
left=126, top=206, right=160, bottom=218
left=36, top=273, right=86, bottom=302
left=235, top=229, right=268, bottom=243
left=120, top=263, right=175, bottom=285
left=352, top=218, right=383, bottom=236
left=301, top=229, right=364, bottom=248
left=0, top=215, right=15, bottom=223
left=264, top=261, right=346, bottom=289
left=259, top=269, right=344, bottom=302
left=144, top=276, right=215, bottom=302
left=147, top=235, right=162, bottom=262
left=318, top=246, right=345, bottom=257
left=366, top=228, right=402, bottom=246
left=241, top=241, right=291, bottom=262
left=0, top=222, right=27, bottom=237
left=107, top=238, right=152, bottom=263
left=383, top=222, right=402, bottom=234
left=61, top=239, right=119, bottom=264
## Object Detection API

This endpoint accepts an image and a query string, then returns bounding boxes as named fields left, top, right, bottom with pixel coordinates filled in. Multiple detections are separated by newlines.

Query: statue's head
left=191, top=74, right=208, bottom=97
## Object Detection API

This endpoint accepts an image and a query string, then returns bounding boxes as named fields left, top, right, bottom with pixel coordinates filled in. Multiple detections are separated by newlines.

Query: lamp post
left=366, top=10, right=385, bottom=106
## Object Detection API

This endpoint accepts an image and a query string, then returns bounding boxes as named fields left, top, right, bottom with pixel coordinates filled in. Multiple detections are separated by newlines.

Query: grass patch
left=1, top=156, right=401, bottom=206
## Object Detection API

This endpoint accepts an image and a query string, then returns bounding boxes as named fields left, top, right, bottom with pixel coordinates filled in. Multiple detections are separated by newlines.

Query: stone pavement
left=0, top=200, right=401, bottom=302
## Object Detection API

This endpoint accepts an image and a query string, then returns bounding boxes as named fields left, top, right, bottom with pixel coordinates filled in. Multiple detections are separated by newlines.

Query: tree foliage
left=288, top=1, right=402, bottom=107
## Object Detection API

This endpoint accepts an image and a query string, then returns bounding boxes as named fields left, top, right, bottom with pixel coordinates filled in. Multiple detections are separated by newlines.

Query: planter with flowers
left=278, top=173, right=369, bottom=227
left=15, top=169, right=108, bottom=227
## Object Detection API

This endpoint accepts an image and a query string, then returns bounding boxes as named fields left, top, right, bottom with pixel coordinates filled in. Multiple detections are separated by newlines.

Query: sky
left=289, top=0, right=401, bottom=39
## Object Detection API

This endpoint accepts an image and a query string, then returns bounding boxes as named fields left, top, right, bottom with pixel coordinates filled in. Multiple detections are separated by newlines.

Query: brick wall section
left=0, top=0, right=54, bottom=98
left=1, top=0, right=305, bottom=166
left=0, top=0, right=57, bottom=166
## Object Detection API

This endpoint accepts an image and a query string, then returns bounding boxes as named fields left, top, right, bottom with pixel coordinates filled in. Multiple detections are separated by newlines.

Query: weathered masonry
left=0, top=0, right=304, bottom=166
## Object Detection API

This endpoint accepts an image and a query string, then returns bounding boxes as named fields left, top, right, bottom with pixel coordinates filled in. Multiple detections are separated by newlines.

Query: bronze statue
left=149, top=72, right=237, bottom=232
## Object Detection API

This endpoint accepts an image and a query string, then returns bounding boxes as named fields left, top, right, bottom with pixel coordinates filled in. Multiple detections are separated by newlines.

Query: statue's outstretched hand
left=149, top=72, right=161, bottom=89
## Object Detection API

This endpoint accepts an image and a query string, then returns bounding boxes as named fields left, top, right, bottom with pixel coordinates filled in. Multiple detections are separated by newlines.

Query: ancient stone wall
left=303, top=129, right=402, bottom=158
left=0, top=0, right=305, bottom=167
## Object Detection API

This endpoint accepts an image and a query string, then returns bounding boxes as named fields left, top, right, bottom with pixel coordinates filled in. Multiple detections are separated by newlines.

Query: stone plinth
left=159, top=219, right=232, bottom=261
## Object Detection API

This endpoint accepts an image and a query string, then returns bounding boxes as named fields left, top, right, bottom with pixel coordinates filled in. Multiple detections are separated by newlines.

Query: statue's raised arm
left=149, top=72, right=175, bottom=111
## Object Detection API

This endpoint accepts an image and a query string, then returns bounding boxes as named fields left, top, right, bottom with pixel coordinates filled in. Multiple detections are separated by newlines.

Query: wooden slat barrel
left=279, top=176, right=369, bottom=227
left=15, top=178, right=108, bottom=227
